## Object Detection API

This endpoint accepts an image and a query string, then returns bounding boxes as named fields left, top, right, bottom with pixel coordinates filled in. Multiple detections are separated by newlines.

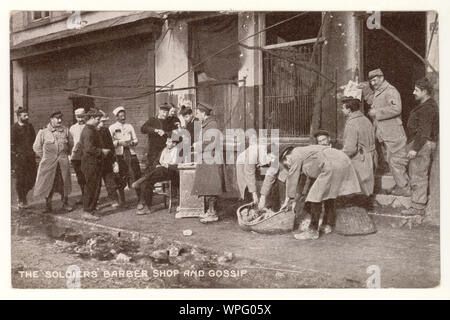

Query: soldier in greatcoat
left=33, top=111, right=73, bottom=213
left=360, top=68, right=410, bottom=196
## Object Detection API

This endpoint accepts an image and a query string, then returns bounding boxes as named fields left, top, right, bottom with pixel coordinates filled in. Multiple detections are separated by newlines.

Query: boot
left=118, top=189, right=128, bottom=208
left=43, top=198, right=53, bottom=213
left=76, top=186, right=84, bottom=205
left=61, top=197, right=74, bottom=212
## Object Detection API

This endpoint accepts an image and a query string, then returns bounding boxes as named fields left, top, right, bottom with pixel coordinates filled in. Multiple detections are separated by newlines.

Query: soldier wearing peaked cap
left=359, top=68, right=410, bottom=196
left=33, top=110, right=74, bottom=213
left=191, top=102, right=226, bottom=223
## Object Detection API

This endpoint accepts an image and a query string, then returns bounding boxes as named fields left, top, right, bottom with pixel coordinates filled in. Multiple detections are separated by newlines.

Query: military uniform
left=363, top=79, right=409, bottom=190
left=342, top=110, right=376, bottom=196
left=406, top=98, right=439, bottom=208
left=33, top=123, right=73, bottom=202
left=11, top=121, right=37, bottom=205
left=79, top=124, right=103, bottom=213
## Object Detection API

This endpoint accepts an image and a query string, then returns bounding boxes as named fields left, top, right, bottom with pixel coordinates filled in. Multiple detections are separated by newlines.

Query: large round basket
left=236, top=203, right=295, bottom=235
left=335, top=206, right=377, bottom=236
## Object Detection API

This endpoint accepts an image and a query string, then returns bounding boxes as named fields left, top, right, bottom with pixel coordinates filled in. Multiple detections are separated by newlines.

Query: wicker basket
left=335, top=206, right=377, bottom=236
left=236, top=203, right=295, bottom=234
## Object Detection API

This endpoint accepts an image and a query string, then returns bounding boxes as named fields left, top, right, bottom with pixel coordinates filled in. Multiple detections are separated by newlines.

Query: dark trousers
left=82, top=164, right=102, bottom=213
left=141, top=166, right=178, bottom=207
left=14, top=154, right=36, bottom=203
left=94, top=169, right=118, bottom=203
left=309, top=199, right=336, bottom=230
left=117, top=153, right=141, bottom=200
left=146, top=148, right=163, bottom=170
left=71, top=159, right=86, bottom=193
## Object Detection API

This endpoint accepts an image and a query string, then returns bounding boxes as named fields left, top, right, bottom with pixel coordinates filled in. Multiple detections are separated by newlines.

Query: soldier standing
left=33, top=111, right=73, bottom=213
left=69, top=108, right=87, bottom=205
left=11, top=107, right=37, bottom=209
left=402, top=78, right=439, bottom=215
left=360, top=68, right=410, bottom=196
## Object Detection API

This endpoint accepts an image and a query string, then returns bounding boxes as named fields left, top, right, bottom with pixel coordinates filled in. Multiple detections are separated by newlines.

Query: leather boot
left=118, top=189, right=128, bottom=208
left=43, top=197, right=53, bottom=213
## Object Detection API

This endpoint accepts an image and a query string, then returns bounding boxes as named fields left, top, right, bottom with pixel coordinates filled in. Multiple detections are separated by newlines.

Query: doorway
left=363, top=12, right=426, bottom=123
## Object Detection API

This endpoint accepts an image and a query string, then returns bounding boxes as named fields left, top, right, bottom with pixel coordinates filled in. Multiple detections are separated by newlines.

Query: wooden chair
left=153, top=180, right=172, bottom=213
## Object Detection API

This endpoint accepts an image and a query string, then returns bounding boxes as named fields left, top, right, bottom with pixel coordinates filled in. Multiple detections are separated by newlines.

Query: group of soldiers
left=11, top=102, right=200, bottom=221
left=236, top=69, right=439, bottom=240
left=11, top=67, right=438, bottom=232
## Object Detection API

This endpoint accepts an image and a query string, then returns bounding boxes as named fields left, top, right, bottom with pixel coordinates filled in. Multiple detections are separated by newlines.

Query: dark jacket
left=79, top=124, right=103, bottom=171
left=406, top=98, right=439, bottom=152
left=141, top=117, right=170, bottom=154
left=166, top=115, right=181, bottom=132
left=11, top=122, right=36, bottom=157
left=98, top=127, right=116, bottom=172
left=191, top=116, right=225, bottom=196
left=185, top=118, right=200, bottom=146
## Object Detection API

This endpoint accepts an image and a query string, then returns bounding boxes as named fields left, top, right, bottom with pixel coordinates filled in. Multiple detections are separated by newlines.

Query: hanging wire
left=426, top=14, right=438, bottom=60
left=68, top=12, right=309, bottom=101
left=380, top=25, right=439, bottom=76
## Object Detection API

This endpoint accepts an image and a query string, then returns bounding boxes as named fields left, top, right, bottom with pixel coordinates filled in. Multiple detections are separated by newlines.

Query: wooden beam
left=262, top=37, right=324, bottom=50
left=11, top=21, right=162, bottom=61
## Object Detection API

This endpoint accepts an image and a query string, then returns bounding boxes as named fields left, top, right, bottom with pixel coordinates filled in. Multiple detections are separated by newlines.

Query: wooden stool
left=154, top=180, right=172, bottom=213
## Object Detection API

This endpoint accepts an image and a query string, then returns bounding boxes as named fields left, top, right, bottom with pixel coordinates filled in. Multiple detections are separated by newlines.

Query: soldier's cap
left=197, top=102, right=213, bottom=113
left=415, top=77, right=433, bottom=93
left=16, top=106, right=27, bottom=115
left=368, top=68, right=384, bottom=80
left=112, top=106, right=125, bottom=117
left=159, top=103, right=171, bottom=111
left=86, top=108, right=103, bottom=118
left=313, top=129, right=330, bottom=138
left=341, top=96, right=361, bottom=103
left=280, top=146, right=294, bottom=161
left=50, top=110, right=63, bottom=118
left=74, top=108, right=86, bottom=116
left=99, top=110, right=109, bottom=121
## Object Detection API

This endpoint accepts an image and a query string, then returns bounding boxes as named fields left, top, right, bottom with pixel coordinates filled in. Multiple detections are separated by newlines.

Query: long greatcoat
left=363, top=80, right=406, bottom=153
left=191, top=116, right=225, bottom=196
left=33, top=123, right=73, bottom=199
left=236, top=144, right=278, bottom=199
left=285, top=145, right=361, bottom=203
left=342, top=110, right=377, bottom=196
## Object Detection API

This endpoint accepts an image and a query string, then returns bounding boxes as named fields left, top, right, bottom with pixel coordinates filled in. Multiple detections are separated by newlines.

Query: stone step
left=375, top=174, right=396, bottom=192
left=373, top=194, right=412, bottom=209
left=368, top=212, right=424, bottom=229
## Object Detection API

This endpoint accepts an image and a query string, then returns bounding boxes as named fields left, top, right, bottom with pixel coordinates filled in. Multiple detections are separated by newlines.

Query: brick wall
left=24, top=33, right=155, bottom=161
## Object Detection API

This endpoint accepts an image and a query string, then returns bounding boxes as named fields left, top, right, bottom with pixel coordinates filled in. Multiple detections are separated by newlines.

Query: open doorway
left=363, top=12, right=426, bottom=124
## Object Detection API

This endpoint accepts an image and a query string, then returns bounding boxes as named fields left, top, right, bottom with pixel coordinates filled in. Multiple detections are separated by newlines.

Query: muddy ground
left=11, top=211, right=360, bottom=288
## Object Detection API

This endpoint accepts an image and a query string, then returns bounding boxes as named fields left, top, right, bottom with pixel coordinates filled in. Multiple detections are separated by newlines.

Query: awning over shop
left=10, top=12, right=163, bottom=60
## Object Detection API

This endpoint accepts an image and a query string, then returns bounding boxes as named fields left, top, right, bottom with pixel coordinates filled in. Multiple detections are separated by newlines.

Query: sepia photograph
left=8, top=8, right=440, bottom=290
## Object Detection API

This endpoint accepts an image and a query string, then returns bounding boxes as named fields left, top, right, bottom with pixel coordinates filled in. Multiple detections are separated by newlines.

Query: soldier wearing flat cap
left=402, top=78, right=439, bottom=215
left=313, top=129, right=331, bottom=146
left=359, top=68, right=410, bottom=196
left=33, top=110, right=74, bottom=213
left=191, top=102, right=226, bottom=223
